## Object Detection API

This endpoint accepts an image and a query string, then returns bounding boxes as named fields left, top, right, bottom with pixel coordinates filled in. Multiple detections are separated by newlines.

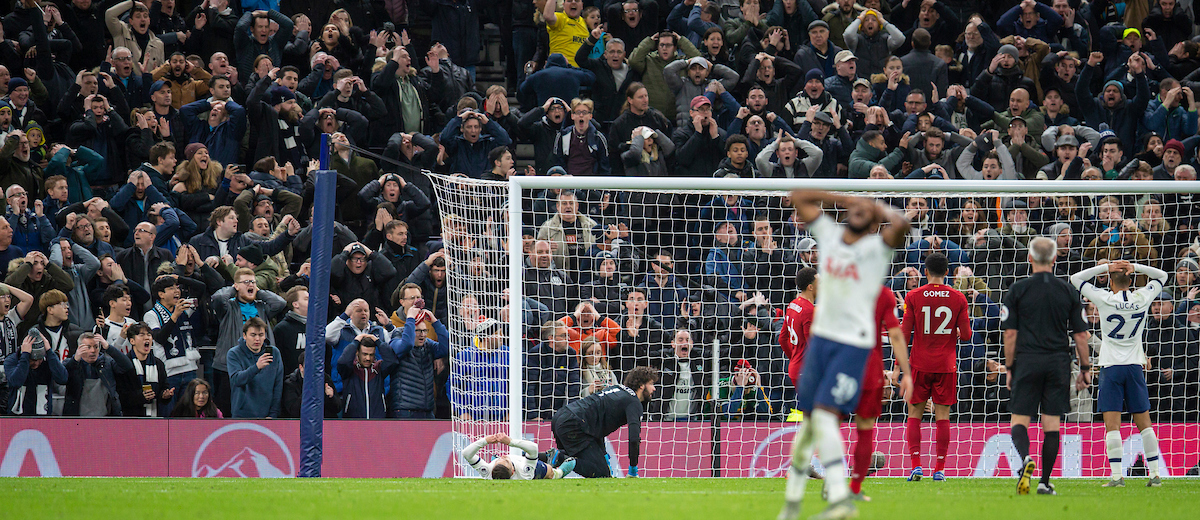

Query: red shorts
left=855, top=379, right=884, bottom=418
left=908, top=370, right=957, bottom=406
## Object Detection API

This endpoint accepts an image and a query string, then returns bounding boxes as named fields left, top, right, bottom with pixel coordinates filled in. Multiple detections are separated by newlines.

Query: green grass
left=2, top=477, right=1197, bottom=519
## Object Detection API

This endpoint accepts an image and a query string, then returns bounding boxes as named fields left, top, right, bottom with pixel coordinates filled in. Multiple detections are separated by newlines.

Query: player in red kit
left=900, top=252, right=971, bottom=482
left=781, top=267, right=818, bottom=387
left=848, top=285, right=912, bottom=500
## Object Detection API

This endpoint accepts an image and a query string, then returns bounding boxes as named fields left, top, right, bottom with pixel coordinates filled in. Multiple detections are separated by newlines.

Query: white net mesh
left=431, top=174, right=1200, bottom=478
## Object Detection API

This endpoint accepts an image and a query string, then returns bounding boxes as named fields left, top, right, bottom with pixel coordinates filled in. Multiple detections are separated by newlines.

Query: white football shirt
left=1070, top=263, right=1168, bottom=367
left=463, top=437, right=539, bottom=480
left=809, top=214, right=896, bottom=349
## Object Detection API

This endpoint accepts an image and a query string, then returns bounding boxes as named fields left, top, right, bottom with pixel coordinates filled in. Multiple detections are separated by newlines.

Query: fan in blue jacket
left=337, top=333, right=397, bottom=419
left=388, top=308, right=449, bottom=418
left=226, top=318, right=284, bottom=418
left=178, top=98, right=247, bottom=168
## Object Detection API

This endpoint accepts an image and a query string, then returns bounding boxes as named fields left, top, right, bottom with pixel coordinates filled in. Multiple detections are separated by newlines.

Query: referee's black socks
left=1012, top=424, right=1030, bottom=461
left=1040, top=431, right=1060, bottom=485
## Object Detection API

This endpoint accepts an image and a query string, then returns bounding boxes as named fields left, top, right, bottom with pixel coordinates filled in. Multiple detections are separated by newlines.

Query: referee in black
left=547, top=366, right=658, bottom=478
left=1001, top=236, right=1092, bottom=496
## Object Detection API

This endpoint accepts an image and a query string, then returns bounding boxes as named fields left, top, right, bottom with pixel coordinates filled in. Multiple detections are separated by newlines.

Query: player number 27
left=922, top=306, right=953, bottom=335
left=1105, top=312, right=1146, bottom=340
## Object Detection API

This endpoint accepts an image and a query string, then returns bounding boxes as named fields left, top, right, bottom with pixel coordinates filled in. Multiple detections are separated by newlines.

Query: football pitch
left=3, top=477, right=1198, bottom=519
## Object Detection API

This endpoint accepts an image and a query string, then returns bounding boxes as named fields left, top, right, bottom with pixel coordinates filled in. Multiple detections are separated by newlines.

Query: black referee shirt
left=1001, top=272, right=1088, bottom=358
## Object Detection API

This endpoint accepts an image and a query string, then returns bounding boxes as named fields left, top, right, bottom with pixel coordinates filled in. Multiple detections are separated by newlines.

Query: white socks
left=1142, top=428, right=1161, bottom=478
left=784, top=420, right=815, bottom=503
left=1105, top=430, right=1123, bottom=479
left=812, top=409, right=849, bottom=503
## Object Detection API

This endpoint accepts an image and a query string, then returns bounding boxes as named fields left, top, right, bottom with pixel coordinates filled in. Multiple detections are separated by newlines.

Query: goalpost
left=431, top=175, right=1200, bottom=478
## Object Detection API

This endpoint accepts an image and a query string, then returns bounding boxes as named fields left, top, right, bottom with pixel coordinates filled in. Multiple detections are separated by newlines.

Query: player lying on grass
left=462, top=433, right=576, bottom=480
left=1070, top=259, right=1167, bottom=488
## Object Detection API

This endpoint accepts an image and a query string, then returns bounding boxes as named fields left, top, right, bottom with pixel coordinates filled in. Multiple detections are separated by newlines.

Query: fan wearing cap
left=793, top=20, right=842, bottom=78
left=972, top=43, right=1036, bottom=110
left=247, top=69, right=305, bottom=167
left=672, top=94, right=728, bottom=177
left=822, top=50, right=859, bottom=107
left=3, top=77, right=44, bottom=133
left=663, top=56, right=738, bottom=127
left=331, top=242, right=397, bottom=316
left=798, top=106, right=851, bottom=178
left=1145, top=77, right=1198, bottom=143
left=4, top=330, right=68, bottom=415
left=1039, top=133, right=1085, bottom=180
left=1076, top=50, right=1151, bottom=158
left=784, top=67, right=841, bottom=129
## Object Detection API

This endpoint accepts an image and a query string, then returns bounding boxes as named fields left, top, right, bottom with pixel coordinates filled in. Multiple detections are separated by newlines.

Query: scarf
left=132, top=352, right=161, bottom=417
left=286, top=311, right=306, bottom=325
left=152, top=302, right=191, bottom=359
left=0, top=310, right=16, bottom=359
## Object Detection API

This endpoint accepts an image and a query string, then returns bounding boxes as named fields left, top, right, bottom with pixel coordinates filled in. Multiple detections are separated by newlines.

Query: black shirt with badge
left=557, top=384, right=644, bottom=466
left=1001, top=271, right=1088, bottom=360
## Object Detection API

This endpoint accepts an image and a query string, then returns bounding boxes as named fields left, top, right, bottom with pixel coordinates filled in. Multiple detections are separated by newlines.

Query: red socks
left=935, top=419, right=950, bottom=472
left=850, top=427, right=875, bottom=494
left=907, top=417, right=922, bottom=468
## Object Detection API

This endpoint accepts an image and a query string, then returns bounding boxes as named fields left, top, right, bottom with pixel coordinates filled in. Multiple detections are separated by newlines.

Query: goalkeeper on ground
left=462, top=433, right=576, bottom=480
left=547, top=366, right=659, bottom=478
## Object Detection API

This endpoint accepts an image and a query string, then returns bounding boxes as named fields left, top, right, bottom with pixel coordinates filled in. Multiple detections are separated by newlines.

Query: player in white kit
left=462, top=433, right=576, bottom=480
left=1069, top=260, right=1167, bottom=487
left=780, top=190, right=910, bottom=520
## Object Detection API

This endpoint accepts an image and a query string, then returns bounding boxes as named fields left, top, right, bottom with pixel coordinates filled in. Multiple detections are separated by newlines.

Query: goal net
left=430, top=174, right=1200, bottom=478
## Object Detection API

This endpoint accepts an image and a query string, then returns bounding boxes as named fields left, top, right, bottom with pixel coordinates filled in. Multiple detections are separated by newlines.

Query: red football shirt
left=780, top=296, right=815, bottom=385
left=864, top=286, right=901, bottom=389
left=900, top=283, right=972, bottom=373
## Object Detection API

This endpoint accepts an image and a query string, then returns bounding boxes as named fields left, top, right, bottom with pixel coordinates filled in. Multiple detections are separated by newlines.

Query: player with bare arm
left=779, top=190, right=910, bottom=520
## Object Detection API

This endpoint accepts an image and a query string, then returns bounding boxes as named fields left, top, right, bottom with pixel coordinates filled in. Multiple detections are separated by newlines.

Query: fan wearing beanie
left=248, top=72, right=305, bottom=167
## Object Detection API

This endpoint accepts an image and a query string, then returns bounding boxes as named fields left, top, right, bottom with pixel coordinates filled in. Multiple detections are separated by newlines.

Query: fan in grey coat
left=663, top=57, right=740, bottom=126
left=900, top=29, right=948, bottom=100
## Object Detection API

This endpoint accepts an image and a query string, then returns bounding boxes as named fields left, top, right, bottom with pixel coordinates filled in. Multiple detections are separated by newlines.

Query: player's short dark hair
left=795, top=267, right=817, bottom=293
left=924, top=252, right=949, bottom=278
left=1111, top=269, right=1131, bottom=288
left=623, top=366, right=659, bottom=392
left=491, top=464, right=514, bottom=480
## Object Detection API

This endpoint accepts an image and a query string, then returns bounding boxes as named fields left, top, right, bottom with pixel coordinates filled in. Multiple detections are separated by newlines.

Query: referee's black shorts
left=551, top=410, right=611, bottom=478
left=1009, top=357, right=1072, bottom=417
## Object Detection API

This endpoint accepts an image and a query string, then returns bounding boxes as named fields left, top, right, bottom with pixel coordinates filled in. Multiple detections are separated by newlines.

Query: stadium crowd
left=0, top=0, right=1197, bottom=423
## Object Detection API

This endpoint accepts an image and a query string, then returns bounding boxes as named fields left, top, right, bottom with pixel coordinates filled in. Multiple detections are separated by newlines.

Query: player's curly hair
left=623, top=366, right=659, bottom=392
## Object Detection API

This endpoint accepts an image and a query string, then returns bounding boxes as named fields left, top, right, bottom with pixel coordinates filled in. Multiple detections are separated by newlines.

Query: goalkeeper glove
left=628, top=465, right=639, bottom=478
